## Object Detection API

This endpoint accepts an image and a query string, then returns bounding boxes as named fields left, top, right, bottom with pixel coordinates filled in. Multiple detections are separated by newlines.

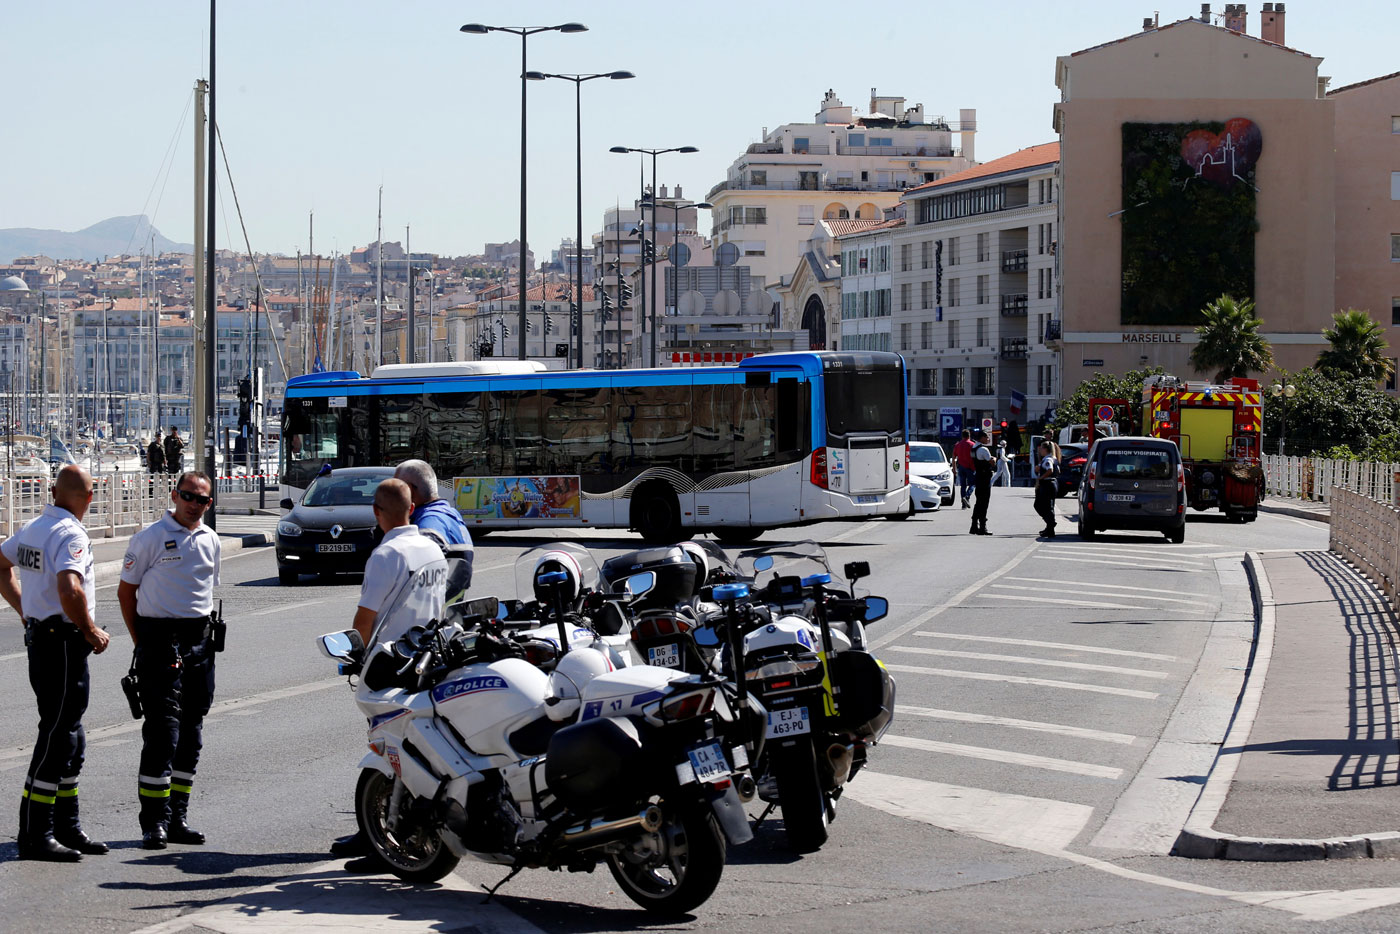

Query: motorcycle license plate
left=766, top=706, right=810, bottom=738
left=686, top=743, right=730, bottom=784
left=854, top=494, right=879, bottom=504
left=647, top=643, right=681, bottom=668
left=1105, top=494, right=1134, bottom=503
left=316, top=543, right=355, bottom=552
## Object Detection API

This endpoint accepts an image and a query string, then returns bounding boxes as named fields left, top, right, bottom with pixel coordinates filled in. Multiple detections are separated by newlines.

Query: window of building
left=743, top=242, right=766, bottom=256
left=976, top=275, right=988, bottom=305
left=1393, top=172, right=1400, bottom=201
left=876, top=245, right=890, bottom=273
left=799, top=171, right=818, bottom=191
left=976, top=317, right=988, bottom=347
left=943, top=367, right=965, bottom=395
left=976, top=233, right=990, bottom=263
left=1393, top=235, right=1400, bottom=261
left=900, top=322, right=911, bottom=350
left=920, top=321, right=931, bottom=350
left=901, top=282, right=912, bottom=311
left=900, top=243, right=912, bottom=271
left=923, top=171, right=940, bottom=183
left=1393, top=297, right=1400, bottom=326
left=973, top=367, right=995, bottom=396
left=848, top=133, right=865, bottom=147
left=921, top=240, right=933, bottom=269
left=1389, top=361, right=1398, bottom=392
left=1036, top=364, right=1055, bottom=396
left=949, top=279, right=960, bottom=307
left=1393, top=116, right=1400, bottom=134
left=948, top=236, right=960, bottom=265
left=871, top=136, right=893, bottom=147
left=798, top=205, right=814, bottom=225
left=794, top=137, right=810, bottom=154
left=921, top=281, right=932, bottom=310
left=947, top=318, right=960, bottom=349
left=860, top=171, right=869, bottom=182
left=750, top=170, right=766, bottom=187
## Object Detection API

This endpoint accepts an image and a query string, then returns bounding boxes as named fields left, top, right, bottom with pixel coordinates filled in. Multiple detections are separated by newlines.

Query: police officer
left=117, top=470, right=221, bottom=850
left=332, top=479, right=447, bottom=863
left=969, top=430, right=994, bottom=536
left=0, top=465, right=110, bottom=861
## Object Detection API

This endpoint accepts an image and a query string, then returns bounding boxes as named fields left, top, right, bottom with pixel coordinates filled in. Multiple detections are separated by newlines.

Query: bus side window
left=737, top=384, right=777, bottom=469
left=426, top=392, right=491, bottom=479
left=377, top=395, right=424, bottom=467
left=692, top=383, right=736, bottom=476
left=494, top=389, right=543, bottom=475
left=543, top=387, right=610, bottom=482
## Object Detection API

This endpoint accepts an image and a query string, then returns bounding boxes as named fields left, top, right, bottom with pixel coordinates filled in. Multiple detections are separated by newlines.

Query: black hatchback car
left=276, top=466, right=394, bottom=584
left=1077, top=437, right=1186, bottom=543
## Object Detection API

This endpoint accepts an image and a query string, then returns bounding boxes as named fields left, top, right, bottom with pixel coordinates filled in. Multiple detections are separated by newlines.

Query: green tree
left=1317, top=308, right=1395, bottom=383
left=1261, top=368, right=1400, bottom=457
left=1049, top=366, right=1165, bottom=436
left=1188, top=295, right=1274, bottom=382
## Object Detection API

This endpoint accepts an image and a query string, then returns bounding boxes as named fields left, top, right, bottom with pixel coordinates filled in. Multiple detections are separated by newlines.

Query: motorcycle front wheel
left=773, top=739, right=830, bottom=852
left=607, top=802, right=725, bottom=916
left=355, top=767, right=460, bottom=883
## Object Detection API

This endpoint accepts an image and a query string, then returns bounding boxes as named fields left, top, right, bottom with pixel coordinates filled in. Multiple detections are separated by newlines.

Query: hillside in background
left=0, top=216, right=193, bottom=263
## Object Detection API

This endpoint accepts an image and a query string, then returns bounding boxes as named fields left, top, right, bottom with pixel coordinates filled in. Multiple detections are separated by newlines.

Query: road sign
left=1096, top=404, right=1115, bottom=422
left=939, top=407, right=962, bottom=438
left=981, top=417, right=994, bottom=433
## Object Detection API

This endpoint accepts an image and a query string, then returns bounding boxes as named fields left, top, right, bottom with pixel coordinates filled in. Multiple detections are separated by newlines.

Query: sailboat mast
left=375, top=186, right=383, bottom=369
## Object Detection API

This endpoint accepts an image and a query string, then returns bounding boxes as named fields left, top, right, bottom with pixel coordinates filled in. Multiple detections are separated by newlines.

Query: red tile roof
left=824, top=219, right=884, bottom=237
left=1067, top=16, right=1313, bottom=59
left=1328, top=70, right=1400, bottom=96
left=835, top=216, right=905, bottom=239
left=904, top=142, right=1060, bottom=195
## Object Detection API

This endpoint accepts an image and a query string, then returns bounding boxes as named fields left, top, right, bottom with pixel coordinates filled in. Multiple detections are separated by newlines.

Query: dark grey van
left=1077, top=436, right=1185, bottom=543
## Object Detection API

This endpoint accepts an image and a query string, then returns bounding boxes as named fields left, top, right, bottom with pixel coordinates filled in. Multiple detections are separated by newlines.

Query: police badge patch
left=164, top=541, right=177, bottom=551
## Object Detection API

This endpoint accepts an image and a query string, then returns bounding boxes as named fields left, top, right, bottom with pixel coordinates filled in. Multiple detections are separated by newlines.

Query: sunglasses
left=177, top=489, right=213, bottom=506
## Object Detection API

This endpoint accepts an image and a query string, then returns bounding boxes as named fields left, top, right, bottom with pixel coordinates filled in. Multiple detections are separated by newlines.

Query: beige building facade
left=1054, top=17, right=1337, bottom=389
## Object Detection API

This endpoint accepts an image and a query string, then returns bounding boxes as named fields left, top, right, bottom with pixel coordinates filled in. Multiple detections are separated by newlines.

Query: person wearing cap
left=969, top=430, right=994, bottom=535
left=118, top=471, right=221, bottom=850
left=0, top=464, right=110, bottom=861
left=147, top=431, right=166, bottom=475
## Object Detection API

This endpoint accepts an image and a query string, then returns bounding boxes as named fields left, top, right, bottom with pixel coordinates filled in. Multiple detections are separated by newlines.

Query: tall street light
left=609, top=145, right=699, bottom=366
left=663, top=198, right=710, bottom=353
left=525, top=70, right=634, bottom=370
left=461, top=21, right=587, bottom=360
left=408, top=265, right=432, bottom=363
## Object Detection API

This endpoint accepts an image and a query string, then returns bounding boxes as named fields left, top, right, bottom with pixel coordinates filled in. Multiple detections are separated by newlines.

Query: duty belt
left=23, top=615, right=79, bottom=646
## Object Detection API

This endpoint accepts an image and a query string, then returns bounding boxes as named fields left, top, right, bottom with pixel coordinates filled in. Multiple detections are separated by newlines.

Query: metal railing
left=1000, top=250, right=1028, bottom=272
left=1330, top=487, right=1400, bottom=610
left=1263, top=455, right=1400, bottom=503
left=1000, top=294, right=1029, bottom=316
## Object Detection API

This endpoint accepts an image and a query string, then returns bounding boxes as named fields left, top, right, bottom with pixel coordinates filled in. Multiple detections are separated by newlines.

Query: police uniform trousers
left=19, top=617, right=94, bottom=844
left=135, top=616, right=215, bottom=830
left=970, top=462, right=993, bottom=533
left=1034, top=477, right=1059, bottom=534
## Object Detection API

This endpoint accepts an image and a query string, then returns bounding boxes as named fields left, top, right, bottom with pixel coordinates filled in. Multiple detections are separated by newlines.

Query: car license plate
left=1105, top=494, right=1135, bottom=503
left=854, top=494, right=879, bottom=504
left=647, top=643, right=681, bottom=668
left=316, top=543, right=355, bottom=553
left=686, top=743, right=730, bottom=783
left=766, top=706, right=810, bottom=738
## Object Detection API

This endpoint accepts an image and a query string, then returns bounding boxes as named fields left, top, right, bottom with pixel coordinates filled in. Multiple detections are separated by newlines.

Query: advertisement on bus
left=453, top=476, right=581, bottom=520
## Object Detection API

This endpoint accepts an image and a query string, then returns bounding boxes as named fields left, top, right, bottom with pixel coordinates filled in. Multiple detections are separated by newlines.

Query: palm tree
left=1318, top=308, right=1395, bottom=383
left=1189, top=295, right=1274, bottom=382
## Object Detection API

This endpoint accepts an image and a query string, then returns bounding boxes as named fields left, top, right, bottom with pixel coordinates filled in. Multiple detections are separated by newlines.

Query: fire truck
left=1139, top=375, right=1265, bottom=521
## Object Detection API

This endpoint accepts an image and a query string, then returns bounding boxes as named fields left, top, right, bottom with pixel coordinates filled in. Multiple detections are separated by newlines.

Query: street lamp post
left=1271, top=380, right=1296, bottom=455
left=666, top=199, right=710, bottom=356
left=461, top=21, right=587, bottom=361
left=407, top=266, right=432, bottom=363
left=610, top=145, right=699, bottom=367
left=525, top=70, right=633, bottom=370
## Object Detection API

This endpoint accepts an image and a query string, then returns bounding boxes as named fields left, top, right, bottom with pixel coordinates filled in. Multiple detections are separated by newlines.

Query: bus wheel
left=714, top=527, right=764, bottom=545
left=633, top=486, right=687, bottom=543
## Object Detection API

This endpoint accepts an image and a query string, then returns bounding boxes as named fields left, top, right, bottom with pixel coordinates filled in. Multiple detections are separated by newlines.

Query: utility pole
left=193, top=78, right=208, bottom=481
left=375, top=186, right=383, bottom=368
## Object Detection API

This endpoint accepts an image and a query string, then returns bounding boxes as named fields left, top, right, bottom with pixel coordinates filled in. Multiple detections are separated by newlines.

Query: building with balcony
left=706, top=89, right=976, bottom=294
left=891, top=143, right=1060, bottom=438
left=835, top=217, right=903, bottom=354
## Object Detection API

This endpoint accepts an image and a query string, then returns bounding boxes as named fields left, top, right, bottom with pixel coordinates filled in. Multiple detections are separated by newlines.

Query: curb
left=93, top=532, right=270, bottom=587
left=1172, top=551, right=1397, bottom=861
left=1259, top=502, right=1330, bottom=524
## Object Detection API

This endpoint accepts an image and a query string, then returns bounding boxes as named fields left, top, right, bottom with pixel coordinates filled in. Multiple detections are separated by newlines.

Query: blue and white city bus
left=280, top=351, right=909, bottom=542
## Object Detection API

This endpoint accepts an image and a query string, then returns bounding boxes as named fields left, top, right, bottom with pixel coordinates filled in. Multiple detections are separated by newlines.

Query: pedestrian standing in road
left=0, top=465, right=110, bottom=862
left=118, top=471, right=221, bottom=850
left=991, top=441, right=1012, bottom=488
left=332, top=478, right=448, bottom=867
left=147, top=432, right=166, bottom=475
left=953, top=429, right=975, bottom=508
left=1033, top=441, right=1060, bottom=538
left=969, top=430, right=994, bottom=535
left=164, top=428, right=184, bottom=475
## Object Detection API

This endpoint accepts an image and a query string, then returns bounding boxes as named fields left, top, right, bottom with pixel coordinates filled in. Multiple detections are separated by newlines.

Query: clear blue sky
left=3, top=1, right=1394, bottom=260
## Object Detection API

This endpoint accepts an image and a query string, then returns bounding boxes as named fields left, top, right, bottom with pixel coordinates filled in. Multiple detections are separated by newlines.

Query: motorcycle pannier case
left=545, top=717, right=647, bottom=813
left=828, top=650, right=896, bottom=741
left=599, top=547, right=697, bottom=611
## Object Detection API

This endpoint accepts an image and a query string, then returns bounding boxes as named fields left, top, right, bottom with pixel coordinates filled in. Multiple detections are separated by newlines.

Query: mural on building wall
left=1120, top=119, right=1261, bottom=325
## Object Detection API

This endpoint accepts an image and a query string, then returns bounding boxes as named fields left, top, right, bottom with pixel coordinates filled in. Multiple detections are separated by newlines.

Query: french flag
left=1009, top=388, right=1026, bottom=416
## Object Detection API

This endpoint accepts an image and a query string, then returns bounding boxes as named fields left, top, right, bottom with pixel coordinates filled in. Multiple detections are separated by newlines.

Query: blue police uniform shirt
left=411, top=499, right=471, bottom=547
left=0, top=504, right=95, bottom=624
left=121, top=511, right=222, bottom=618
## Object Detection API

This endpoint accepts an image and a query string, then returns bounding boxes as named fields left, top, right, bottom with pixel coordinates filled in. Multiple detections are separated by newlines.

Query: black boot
left=17, top=798, right=82, bottom=862
left=54, top=789, right=108, bottom=855
left=167, top=791, right=205, bottom=845
left=140, top=787, right=171, bottom=850
left=330, top=830, right=368, bottom=857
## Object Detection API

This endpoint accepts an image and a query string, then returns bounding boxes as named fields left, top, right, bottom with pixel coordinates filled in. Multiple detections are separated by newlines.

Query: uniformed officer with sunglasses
left=117, top=471, right=222, bottom=850
left=0, top=465, right=110, bottom=861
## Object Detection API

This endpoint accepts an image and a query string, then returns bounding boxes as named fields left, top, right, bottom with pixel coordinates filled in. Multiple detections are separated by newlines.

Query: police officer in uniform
left=0, top=465, right=110, bottom=861
left=117, top=470, right=221, bottom=850
left=332, top=478, right=447, bottom=863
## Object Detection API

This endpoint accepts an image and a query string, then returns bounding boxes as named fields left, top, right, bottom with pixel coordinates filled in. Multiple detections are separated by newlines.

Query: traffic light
left=544, top=314, right=554, bottom=334
left=237, top=377, right=252, bottom=428
left=570, top=303, right=581, bottom=334
left=478, top=341, right=493, bottom=358
left=642, top=239, right=656, bottom=264
left=500, top=323, right=510, bottom=340
left=619, top=280, right=634, bottom=307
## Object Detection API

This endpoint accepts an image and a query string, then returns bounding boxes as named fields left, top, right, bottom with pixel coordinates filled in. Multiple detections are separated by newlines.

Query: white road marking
left=883, top=663, right=1160, bottom=699
left=246, top=598, right=327, bottom=617
left=129, top=859, right=547, bottom=934
left=889, top=644, right=1169, bottom=679
left=914, top=630, right=1178, bottom=662
left=0, top=678, right=343, bottom=767
left=1004, top=576, right=1210, bottom=598
left=880, top=733, right=1124, bottom=779
left=1036, top=554, right=1212, bottom=571
left=971, top=593, right=1148, bottom=610
left=990, top=583, right=1213, bottom=608
left=847, top=771, right=1400, bottom=922
left=1042, top=547, right=1207, bottom=567
left=896, top=704, right=1137, bottom=744
left=0, top=651, right=24, bottom=662
left=91, top=738, right=131, bottom=747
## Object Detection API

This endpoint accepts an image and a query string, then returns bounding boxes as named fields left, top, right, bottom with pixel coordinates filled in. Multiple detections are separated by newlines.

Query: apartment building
left=892, top=144, right=1060, bottom=437
left=707, top=89, right=976, bottom=294
left=836, top=218, right=902, bottom=354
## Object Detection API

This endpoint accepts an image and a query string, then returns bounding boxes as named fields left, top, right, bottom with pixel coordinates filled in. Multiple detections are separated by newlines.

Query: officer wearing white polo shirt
left=0, top=465, right=110, bottom=862
left=118, top=470, right=222, bottom=851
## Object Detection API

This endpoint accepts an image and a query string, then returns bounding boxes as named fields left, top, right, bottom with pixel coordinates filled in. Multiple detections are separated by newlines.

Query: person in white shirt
left=0, top=465, right=109, bottom=861
left=991, top=441, right=1012, bottom=488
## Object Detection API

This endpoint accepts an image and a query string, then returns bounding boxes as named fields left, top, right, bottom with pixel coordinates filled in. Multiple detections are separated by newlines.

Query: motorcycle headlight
left=277, top=520, right=303, bottom=538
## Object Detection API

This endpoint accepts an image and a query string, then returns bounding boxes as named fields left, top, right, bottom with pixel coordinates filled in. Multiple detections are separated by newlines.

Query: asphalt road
left=6, top=492, right=1399, bottom=932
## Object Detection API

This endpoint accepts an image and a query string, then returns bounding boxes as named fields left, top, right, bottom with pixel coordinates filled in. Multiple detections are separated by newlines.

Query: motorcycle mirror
left=863, top=596, right=889, bottom=623
left=844, top=561, right=870, bottom=584
left=753, top=556, right=774, bottom=573
left=625, top=571, right=656, bottom=598
left=317, top=629, right=363, bottom=662
left=461, top=595, right=499, bottom=622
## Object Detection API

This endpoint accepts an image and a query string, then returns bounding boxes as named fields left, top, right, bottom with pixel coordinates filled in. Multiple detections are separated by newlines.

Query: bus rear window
left=824, top=370, right=903, bottom=438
